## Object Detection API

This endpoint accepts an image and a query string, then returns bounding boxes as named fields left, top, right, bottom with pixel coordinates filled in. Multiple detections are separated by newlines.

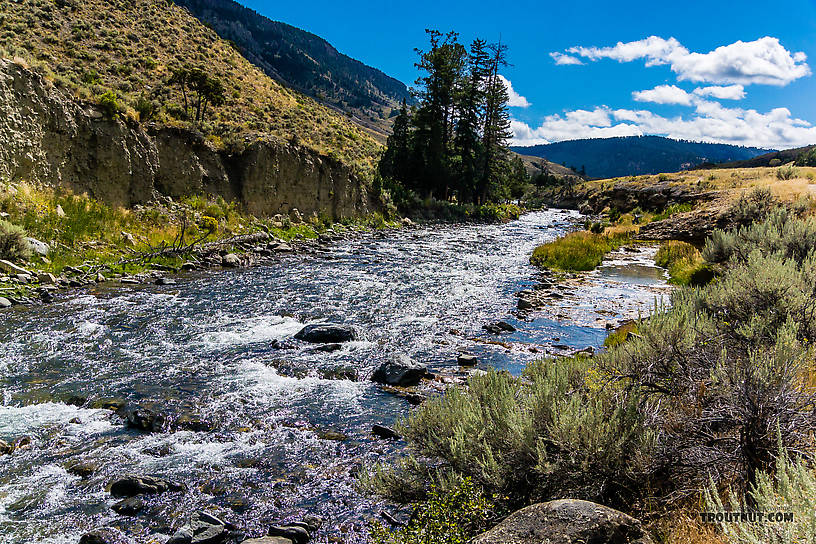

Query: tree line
left=379, top=30, right=528, bottom=204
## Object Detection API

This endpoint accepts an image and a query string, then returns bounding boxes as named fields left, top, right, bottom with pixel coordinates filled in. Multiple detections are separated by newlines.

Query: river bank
left=0, top=209, right=671, bottom=544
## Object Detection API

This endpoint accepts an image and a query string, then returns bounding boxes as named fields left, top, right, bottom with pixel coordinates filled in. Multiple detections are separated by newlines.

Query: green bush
left=776, top=165, right=799, bottom=180
left=0, top=219, right=32, bottom=261
left=134, top=95, right=155, bottom=121
left=651, top=203, right=692, bottom=222
left=366, top=356, right=655, bottom=510
left=705, top=447, right=816, bottom=544
left=369, top=478, right=496, bottom=544
left=97, top=90, right=122, bottom=118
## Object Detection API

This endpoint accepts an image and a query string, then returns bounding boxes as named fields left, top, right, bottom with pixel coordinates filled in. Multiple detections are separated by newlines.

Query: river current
left=0, top=210, right=670, bottom=543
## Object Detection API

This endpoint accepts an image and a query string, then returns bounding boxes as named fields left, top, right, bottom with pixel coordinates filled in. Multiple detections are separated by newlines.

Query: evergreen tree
left=454, top=39, right=490, bottom=202
left=479, top=41, right=512, bottom=203
left=379, top=100, right=412, bottom=182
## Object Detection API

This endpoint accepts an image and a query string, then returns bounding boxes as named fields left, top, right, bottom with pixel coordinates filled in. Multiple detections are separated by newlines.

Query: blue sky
left=243, top=0, right=816, bottom=150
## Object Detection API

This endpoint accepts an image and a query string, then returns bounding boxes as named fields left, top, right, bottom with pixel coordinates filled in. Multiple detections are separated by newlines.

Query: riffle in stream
left=0, top=210, right=671, bottom=543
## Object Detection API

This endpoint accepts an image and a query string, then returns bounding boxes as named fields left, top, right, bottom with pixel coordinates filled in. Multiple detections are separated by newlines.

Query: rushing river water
left=0, top=210, right=671, bottom=544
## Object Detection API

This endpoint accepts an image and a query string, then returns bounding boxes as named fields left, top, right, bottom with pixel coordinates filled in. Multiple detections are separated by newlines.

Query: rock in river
left=471, top=499, right=653, bottom=544
left=111, top=496, right=145, bottom=516
left=294, top=323, right=357, bottom=343
left=371, top=354, right=427, bottom=387
left=372, top=424, right=401, bottom=440
left=109, top=474, right=184, bottom=497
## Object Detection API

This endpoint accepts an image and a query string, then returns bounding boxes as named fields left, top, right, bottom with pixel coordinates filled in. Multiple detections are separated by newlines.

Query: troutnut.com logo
left=701, top=511, right=795, bottom=523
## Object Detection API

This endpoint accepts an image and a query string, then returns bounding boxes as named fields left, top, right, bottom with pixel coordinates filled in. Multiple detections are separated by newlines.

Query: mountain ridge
left=512, top=135, right=774, bottom=178
left=172, top=0, right=412, bottom=139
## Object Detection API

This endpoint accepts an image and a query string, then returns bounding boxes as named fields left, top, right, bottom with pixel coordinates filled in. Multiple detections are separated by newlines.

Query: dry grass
left=657, top=512, right=726, bottom=544
left=0, top=0, right=380, bottom=173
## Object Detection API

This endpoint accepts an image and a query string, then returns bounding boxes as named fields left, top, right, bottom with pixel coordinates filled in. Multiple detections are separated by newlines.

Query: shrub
left=0, top=219, right=32, bottom=261
left=134, top=95, right=155, bottom=122
left=776, top=165, right=799, bottom=180
left=97, top=90, right=122, bottom=118
left=199, top=215, right=218, bottom=233
left=369, top=478, right=496, bottom=544
left=705, top=447, right=816, bottom=544
left=366, top=356, right=656, bottom=510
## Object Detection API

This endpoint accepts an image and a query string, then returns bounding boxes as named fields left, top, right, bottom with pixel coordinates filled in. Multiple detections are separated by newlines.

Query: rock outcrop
left=471, top=499, right=653, bottom=544
left=0, top=58, right=377, bottom=219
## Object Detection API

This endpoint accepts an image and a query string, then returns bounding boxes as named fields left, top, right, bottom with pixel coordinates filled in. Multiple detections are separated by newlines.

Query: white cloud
left=555, top=36, right=810, bottom=86
left=549, top=52, right=584, bottom=65
left=632, top=84, right=693, bottom=105
left=693, top=84, right=746, bottom=100
left=498, top=75, right=530, bottom=108
left=511, top=102, right=816, bottom=149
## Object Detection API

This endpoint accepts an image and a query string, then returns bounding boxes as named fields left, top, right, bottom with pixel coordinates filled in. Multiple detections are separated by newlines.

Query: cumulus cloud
left=511, top=102, right=816, bottom=149
left=549, top=52, right=584, bottom=65
left=555, top=36, right=810, bottom=86
left=693, top=84, right=746, bottom=100
left=632, top=85, right=693, bottom=105
left=498, top=75, right=530, bottom=108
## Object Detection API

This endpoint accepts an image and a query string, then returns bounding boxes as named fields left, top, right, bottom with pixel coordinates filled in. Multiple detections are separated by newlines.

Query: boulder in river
left=470, top=499, right=653, bottom=544
left=267, top=524, right=310, bottom=544
left=0, top=439, right=11, bottom=455
left=125, top=406, right=166, bottom=433
left=190, top=511, right=233, bottom=544
left=294, top=323, right=357, bottom=343
left=0, top=297, right=12, bottom=308
left=221, top=254, right=240, bottom=268
left=483, top=321, right=516, bottom=334
left=371, top=354, right=427, bottom=387
left=78, top=532, right=111, bottom=544
left=372, top=424, right=401, bottom=440
left=111, top=496, right=145, bottom=516
left=109, top=474, right=184, bottom=497
left=457, top=354, right=478, bottom=366
left=242, top=538, right=294, bottom=544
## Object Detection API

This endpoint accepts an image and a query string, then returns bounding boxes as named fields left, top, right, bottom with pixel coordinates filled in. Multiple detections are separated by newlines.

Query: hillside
left=512, top=136, right=773, bottom=178
left=695, top=144, right=816, bottom=169
left=172, top=0, right=412, bottom=139
left=0, top=0, right=380, bottom=173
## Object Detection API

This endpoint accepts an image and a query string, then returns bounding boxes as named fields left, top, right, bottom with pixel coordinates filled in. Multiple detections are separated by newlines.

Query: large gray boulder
left=294, top=323, right=357, bottom=343
left=471, top=499, right=653, bottom=544
left=371, top=354, right=427, bottom=387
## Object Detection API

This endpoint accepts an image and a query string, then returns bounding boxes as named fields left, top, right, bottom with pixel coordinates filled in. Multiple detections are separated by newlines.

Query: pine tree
left=454, top=39, right=490, bottom=202
left=479, top=42, right=512, bottom=203
left=379, top=100, right=412, bottom=183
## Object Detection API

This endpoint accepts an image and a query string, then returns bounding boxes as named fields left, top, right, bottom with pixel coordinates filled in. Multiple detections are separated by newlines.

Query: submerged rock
left=190, top=511, right=232, bottom=544
left=483, top=321, right=516, bottom=334
left=294, top=323, right=357, bottom=343
left=371, top=354, right=427, bottom=387
left=78, top=532, right=111, bottom=544
left=471, top=499, right=653, bottom=544
left=242, top=538, right=294, bottom=544
left=111, top=496, right=145, bottom=516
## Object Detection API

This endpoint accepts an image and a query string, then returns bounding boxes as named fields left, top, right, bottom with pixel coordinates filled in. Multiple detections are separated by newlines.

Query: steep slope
left=0, top=58, right=377, bottom=219
left=172, top=0, right=411, bottom=139
left=0, top=0, right=380, bottom=173
left=512, top=136, right=773, bottom=178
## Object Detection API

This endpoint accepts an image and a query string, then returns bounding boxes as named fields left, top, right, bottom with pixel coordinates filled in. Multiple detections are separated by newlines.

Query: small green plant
left=199, top=215, right=218, bottom=234
left=97, top=90, right=122, bottom=118
left=651, top=203, right=692, bottom=222
left=134, top=95, right=155, bottom=122
left=369, top=478, right=496, bottom=544
left=0, top=219, right=32, bottom=261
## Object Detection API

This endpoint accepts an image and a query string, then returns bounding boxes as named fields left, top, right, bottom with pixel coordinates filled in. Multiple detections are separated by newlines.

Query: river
left=0, top=210, right=671, bottom=544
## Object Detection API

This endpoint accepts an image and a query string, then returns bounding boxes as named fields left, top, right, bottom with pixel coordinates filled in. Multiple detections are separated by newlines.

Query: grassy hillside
left=512, top=135, right=773, bottom=178
left=172, top=0, right=412, bottom=140
left=0, top=0, right=381, bottom=173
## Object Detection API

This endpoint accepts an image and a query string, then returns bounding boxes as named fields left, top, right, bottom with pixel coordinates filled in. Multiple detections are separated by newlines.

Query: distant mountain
left=173, top=0, right=411, bottom=138
left=511, top=136, right=774, bottom=179
left=694, top=144, right=816, bottom=169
